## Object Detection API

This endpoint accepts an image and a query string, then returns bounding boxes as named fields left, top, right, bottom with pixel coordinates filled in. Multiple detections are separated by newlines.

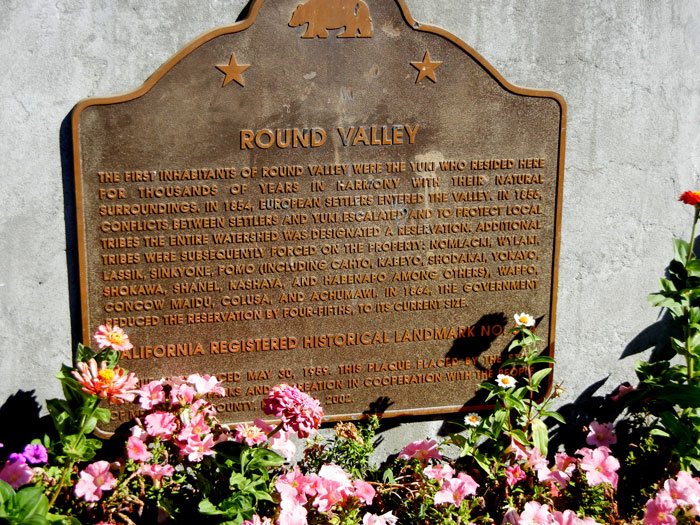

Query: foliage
left=1, top=193, right=700, bottom=524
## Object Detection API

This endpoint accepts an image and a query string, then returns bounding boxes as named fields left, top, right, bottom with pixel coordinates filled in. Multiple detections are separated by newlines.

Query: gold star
left=216, top=53, right=250, bottom=87
left=411, top=51, right=442, bottom=84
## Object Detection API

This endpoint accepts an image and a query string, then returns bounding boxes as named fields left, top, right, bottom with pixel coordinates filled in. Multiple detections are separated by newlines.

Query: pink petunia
left=275, top=466, right=311, bottom=506
left=314, top=464, right=354, bottom=512
left=0, top=458, right=34, bottom=489
left=126, top=435, right=151, bottom=462
left=278, top=501, right=308, bottom=525
left=519, top=500, right=553, bottom=525
left=181, top=433, right=216, bottom=462
left=363, top=511, right=398, bottom=525
left=424, top=464, right=454, bottom=482
left=505, top=464, right=527, bottom=487
left=586, top=421, right=617, bottom=447
left=644, top=490, right=678, bottom=525
left=135, top=381, right=166, bottom=410
left=144, top=411, right=178, bottom=439
left=552, top=509, right=598, bottom=525
left=398, top=439, right=442, bottom=464
left=663, top=471, right=700, bottom=510
left=138, top=463, right=174, bottom=483
left=576, top=446, right=620, bottom=489
left=74, top=461, right=117, bottom=502
left=254, top=418, right=296, bottom=460
left=353, top=479, right=375, bottom=505
left=169, top=383, right=196, bottom=407
left=433, top=473, right=478, bottom=507
left=187, top=373, right=226, bottom=396
left=93, top=325, right=133, bottom=352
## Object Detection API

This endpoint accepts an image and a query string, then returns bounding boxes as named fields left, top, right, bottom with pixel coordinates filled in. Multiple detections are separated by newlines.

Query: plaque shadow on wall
left=60, top=110, right=83, bottom=350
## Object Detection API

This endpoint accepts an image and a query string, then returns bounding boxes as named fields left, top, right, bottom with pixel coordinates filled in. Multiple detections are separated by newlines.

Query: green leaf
left=198, top=499, right=225, bottom=516
left=75, top=343, right=96, bottom=364
left=674, top=239, right=690, bottom=262
left=541, top=410, right=566, bottom=424
left=93, top=408, right=111, bottom=424
left=529, top=356, right=556, bottom=365
left=530, top=368, right=552, bottom=388
left=0, top=480, right=16, bottom=506
left=382, top=468, right=395, bottom=484
left=245, top=448, right=284, bottom=472
left=531, top=418, right=549, bottom=456
left=14, top=487, right=48, bottom=521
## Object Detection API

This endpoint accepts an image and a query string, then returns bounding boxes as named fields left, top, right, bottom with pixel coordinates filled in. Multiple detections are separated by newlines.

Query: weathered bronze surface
left=73, top=0, right=566, bottom=429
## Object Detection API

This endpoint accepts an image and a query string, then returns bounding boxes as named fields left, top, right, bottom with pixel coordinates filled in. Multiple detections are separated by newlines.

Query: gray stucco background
left=1, top=0, right=698, bottom=454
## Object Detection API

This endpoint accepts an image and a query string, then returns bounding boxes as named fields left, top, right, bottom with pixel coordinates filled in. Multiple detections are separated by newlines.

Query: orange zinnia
left=72, top=359, right=138, bottom=404
left=679, top=191, right=700, bottom=206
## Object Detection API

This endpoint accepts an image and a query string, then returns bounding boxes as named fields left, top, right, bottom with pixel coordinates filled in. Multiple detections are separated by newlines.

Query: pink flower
left=181, top=433, right=216, bottom=462
left=552, top=510, right=597, bottom=525
left=74, top=461, right=117, bottom=502
left=576, top=446, right=620, bottom=489
left=234, top=423, right=267, bottom=446
left=503, top=508, right=521, bottom=524
left=94, top=324, right=133, bottom=352
left=187, top=373, right=226, bottom=396
left=644, top=490, right=678, bottom=525
left=586, top=421, right=617, bottom=447
left=262, top=384, right=323, bottom=438
left=0, top=458, right=34, bottom=489
left=433, top=473, right=478, bottom=507
left=519, top=501, right=553, bottom=525
left=72, top=359, right=137, bottom=404
left=169, top=383, right=196, bottom=407
left=314, top=464, right=354, bottom=512
left=135, top=381, right=166, bottom=410
left=145, top=411, right=178, bottom=439
left=508, top=437, right=529, bottom=461
left=253, top=419, right=296, bottom=460
left=126, top=436, right=151, bottom=462
left=663, top=471, right=700, bottom=510
left=505, top=464, right=527, bottom=486
left=278, top=501, right=307, bottom=525
left=610, top=383, right=635, bottom=403
left=178, top=413, right=211, bottom=442
left=398, top=439, right=442, bottom=464
left=354, top=479, right=375, bottom=505
left=138, top=463, right=174, bottom=482
left=363, top=511, right=398, bottom=525
left=424, top=464, right=454, bottom=482
left=276, top=466, right=312, bottom=506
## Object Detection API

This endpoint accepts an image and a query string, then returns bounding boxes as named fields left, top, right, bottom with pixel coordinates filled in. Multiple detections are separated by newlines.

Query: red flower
left=72, top=359, right=138, bottom=404
left=679, top=191, right=700, bottom=206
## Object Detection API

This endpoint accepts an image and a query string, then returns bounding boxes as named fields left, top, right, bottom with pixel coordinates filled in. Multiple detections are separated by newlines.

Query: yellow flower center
left=98, top=369, right=116, bottom=382
left=519, top=316, right=529, bottom=324
left=108, top=333, right=124, bottom=344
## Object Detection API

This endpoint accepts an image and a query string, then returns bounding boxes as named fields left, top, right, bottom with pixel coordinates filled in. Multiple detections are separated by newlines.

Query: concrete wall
left=1, top=0, right=698, bottom=453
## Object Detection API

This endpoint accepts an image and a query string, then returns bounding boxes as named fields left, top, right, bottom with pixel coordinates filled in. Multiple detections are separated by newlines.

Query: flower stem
left=48, top=458, right=75, bottom=508
left=688, top=207, right=699, bottom=263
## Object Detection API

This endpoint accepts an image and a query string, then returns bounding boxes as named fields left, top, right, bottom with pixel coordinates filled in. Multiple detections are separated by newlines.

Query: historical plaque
left=73, top=0, right=565, bottom=428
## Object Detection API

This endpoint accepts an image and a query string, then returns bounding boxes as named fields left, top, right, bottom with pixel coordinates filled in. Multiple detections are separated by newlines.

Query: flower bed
left=1, top=192, right=700, bottom=524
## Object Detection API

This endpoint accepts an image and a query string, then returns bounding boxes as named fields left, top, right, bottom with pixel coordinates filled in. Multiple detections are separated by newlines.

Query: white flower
left=464, top=413, right=481, bottom=426
left=496, top=374, right=517, bottom=388
left=514, top=312, right=535, bottom=327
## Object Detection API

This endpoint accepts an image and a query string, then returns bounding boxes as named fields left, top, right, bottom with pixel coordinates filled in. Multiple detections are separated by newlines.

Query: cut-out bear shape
left=289, top=0, right=373, bottom=38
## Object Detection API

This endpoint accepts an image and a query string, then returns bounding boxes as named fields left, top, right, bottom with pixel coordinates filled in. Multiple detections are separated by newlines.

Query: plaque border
left=72, top=0, right=566, bottom=422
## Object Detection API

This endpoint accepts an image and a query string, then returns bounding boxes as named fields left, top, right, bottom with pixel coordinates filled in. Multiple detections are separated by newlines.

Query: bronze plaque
left=73, top=0, right=565, bottom=429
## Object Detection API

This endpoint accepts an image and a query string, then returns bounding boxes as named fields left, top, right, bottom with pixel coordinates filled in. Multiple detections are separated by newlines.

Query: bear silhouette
left=289, top=0, right=373, bottom=38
